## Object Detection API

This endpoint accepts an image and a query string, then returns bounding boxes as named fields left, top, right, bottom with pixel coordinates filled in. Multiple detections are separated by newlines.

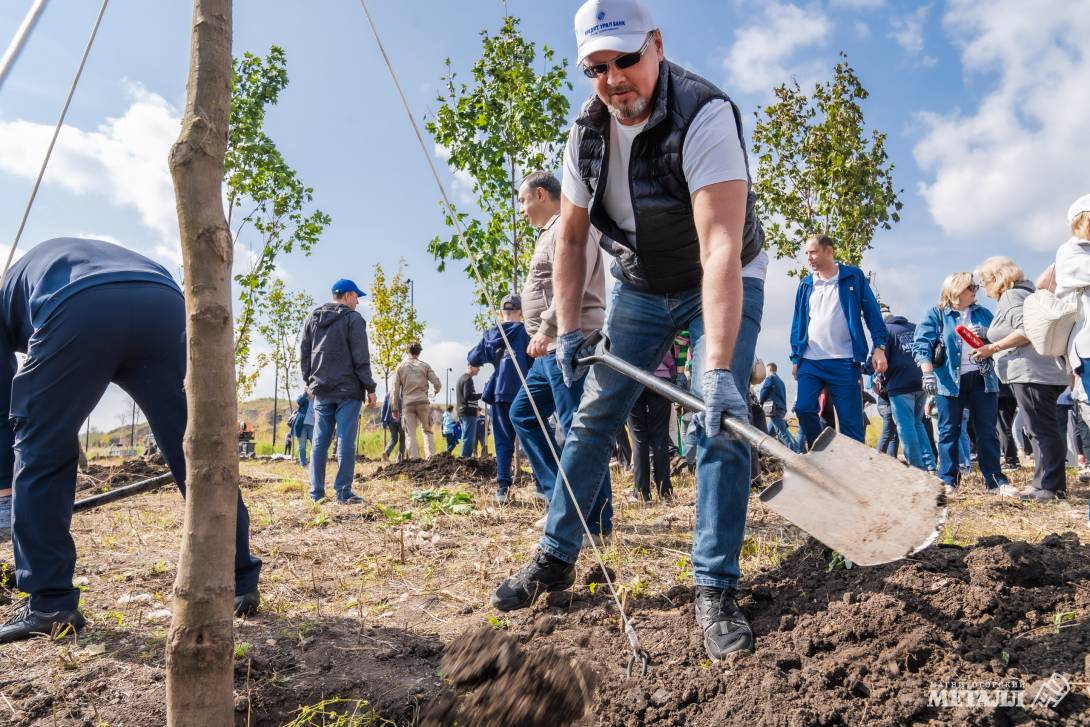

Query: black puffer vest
left=574, top=60, right=764, bottom=294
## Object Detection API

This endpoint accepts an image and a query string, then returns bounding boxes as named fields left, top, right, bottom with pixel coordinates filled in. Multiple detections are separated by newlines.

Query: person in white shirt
left=788, top=235, right=888, bottom=446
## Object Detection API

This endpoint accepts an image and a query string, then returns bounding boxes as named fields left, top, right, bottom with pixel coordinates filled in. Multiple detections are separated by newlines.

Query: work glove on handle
left=697, top=369, right=748, bottom=439
left=922, top=371, right=938, bottom=396
left=556, top=330, right=592, bottom=388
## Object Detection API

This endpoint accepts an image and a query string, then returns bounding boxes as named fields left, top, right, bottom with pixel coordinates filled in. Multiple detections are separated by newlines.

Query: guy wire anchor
left=624, top=622, right=650, bottom=677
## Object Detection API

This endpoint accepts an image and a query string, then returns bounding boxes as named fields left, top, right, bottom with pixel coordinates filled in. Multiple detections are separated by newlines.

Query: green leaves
left=227, top=46, right=330, bottom=396
left=369, top=261, right=425, bottom=382
left=409, top=488, right=475, bottom=516
left=751, top=53, right=903, bottom=277
left=426, top=15, right=571, bottom=326
left=256, top=279, right=314, bottom=404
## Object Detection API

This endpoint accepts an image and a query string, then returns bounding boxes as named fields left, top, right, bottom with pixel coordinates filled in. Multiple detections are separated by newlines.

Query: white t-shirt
left=804, top=266, right=853, bottom=360
left=955, top=307, right=980, bottom=375
left=561, top=99, right=768, bottom=280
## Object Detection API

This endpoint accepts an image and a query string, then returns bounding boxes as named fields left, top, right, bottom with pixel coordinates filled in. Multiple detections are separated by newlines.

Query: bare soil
left=1, top=455, right=1088, bottom=726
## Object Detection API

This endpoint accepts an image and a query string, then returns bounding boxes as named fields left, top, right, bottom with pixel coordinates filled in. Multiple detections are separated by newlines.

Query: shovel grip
left=573, top=329, right=606, bottom=368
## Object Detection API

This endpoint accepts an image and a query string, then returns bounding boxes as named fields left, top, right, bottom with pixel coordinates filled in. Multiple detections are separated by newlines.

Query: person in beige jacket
left=391, top=342, right=442, bottom=458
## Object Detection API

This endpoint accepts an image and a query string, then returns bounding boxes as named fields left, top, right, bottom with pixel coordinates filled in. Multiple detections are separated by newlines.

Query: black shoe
left=491, top=550, right=575, bottom=612
left=694, top=586, right=753, bottom=660
left=234, top=591, right=260, bottom=617
left=0, top=604, right=85, bottom=644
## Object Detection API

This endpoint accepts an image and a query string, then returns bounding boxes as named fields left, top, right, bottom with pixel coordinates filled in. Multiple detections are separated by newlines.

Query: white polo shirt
left=804, top=266, right=853, bottom=360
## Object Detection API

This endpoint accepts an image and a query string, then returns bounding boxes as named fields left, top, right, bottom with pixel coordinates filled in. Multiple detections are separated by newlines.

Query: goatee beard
left=607, top=95, right=650, bottom=120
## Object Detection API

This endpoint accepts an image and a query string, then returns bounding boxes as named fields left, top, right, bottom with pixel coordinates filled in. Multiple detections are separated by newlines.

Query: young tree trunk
left=165, top=2, right=237, bottom=724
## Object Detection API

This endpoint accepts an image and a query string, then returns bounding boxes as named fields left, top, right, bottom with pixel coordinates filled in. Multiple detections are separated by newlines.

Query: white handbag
left=1022, top=289, right=1077, bottom=357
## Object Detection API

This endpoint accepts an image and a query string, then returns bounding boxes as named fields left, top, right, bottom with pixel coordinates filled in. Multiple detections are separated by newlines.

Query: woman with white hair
left=974, top=256, right=1068, bottom=501
left=913, top=272, right=1014, bottom=496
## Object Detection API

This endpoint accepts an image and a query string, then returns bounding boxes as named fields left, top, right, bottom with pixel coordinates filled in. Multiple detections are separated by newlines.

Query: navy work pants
left=8, top=283, right=262, bottom=612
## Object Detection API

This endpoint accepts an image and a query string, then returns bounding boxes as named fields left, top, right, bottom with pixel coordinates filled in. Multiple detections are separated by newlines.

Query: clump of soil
left=368, top=452, right=531, bottom=487
left=78, top=458, right=169, bottom=493
left=422, top=627, right=596, bottom=727
left=506, top=532, right=1090, bottom=725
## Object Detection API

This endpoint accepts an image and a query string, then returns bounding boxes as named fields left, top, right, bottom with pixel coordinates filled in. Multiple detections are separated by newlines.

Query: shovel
left=575, top=332, right=945, bottom=566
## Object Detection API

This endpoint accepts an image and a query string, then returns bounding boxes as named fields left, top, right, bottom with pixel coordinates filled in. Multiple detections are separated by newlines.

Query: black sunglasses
left=581, top=33, right=654, bottom=79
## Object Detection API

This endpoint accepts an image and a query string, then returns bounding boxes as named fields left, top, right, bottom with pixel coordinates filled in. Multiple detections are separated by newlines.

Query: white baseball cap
left=1068, top=193, right=1090, bottom=224
left=574, top=0, right=657, bottom=66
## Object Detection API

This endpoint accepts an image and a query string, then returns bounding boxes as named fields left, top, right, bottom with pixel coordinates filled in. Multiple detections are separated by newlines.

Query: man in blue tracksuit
left=468, top=295, right=532, bottom=502
left=292, top=392, right=315, bottom=467
left=759, top=362, right=798, bottom=452
left=0, top=238, right=262, bottom=644
left=789, top=235, right=888, bottom=445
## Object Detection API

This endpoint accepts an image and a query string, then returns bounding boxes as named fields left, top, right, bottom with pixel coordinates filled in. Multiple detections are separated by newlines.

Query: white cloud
left=889, top=5, right=937, bottom=66
left=723, top=3, right=831, bottom=95
left=433, top=143, right=476, bottom=206
left=830, top=0, right=884, bottom=8
left=913, top=0, right=1090, bottom=251
left=0, top=82, right=180, bottom=242
left=853, top=21, right=871, bottom=40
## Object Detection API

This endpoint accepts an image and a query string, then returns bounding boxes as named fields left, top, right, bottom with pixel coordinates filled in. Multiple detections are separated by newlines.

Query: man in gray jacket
left=508, top=171, right=612, bottom=539
left=300, top=278, right=377, bottom=503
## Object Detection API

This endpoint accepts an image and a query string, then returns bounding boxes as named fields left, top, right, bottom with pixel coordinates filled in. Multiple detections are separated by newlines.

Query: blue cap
left=331, top=278, right=366, bottom=297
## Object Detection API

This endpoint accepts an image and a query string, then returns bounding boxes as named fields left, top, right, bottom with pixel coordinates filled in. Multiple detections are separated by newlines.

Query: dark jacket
left=299, top=303, right=376, bottom=401
left=467, top=322, right=532, bottom=405
left=882, top=315, right=924, bottom=397
left=572, top=60, right=763, bottom=294
left=789, top=264, right=888, bottom=366
left=290, top=394, right=311, bottom=437
left=380, top=393, right=399, bottom=428
left=758, top=372, right=787, bottom=415
left=456, top=372, right=481, bottom=418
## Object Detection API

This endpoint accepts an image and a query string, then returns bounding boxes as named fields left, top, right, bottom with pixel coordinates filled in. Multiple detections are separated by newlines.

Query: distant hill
left=96, top=395, right=413, bottom=450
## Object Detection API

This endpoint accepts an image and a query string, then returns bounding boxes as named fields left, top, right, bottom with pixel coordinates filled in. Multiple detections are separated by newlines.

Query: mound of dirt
left=509, top=533, right=1090, bottom=725
left=369, top=452, right=532, bottom=487
left=422, top=627, right=596, bottom=727
left=78, top=458, right=170, bottom=493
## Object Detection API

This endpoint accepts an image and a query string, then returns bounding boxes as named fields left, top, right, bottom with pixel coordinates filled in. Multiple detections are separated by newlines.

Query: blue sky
left=0, top=0, right=1087, bottom=428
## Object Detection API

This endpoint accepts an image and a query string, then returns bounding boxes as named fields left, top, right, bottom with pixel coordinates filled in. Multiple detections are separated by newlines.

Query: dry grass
left=0, top=454, right=1086, bottom=724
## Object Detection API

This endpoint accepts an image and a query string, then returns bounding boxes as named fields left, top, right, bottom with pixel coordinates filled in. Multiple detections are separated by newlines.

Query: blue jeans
left=311, top=397, right=362, bottom=500
left=959, top=415, right=971, bottom=468
left=889, top=391, right=935, bottom=470
left=296, top=424, right=313, bottom=467
left=876, top=401, right=898, bottom=456
left=444, top=432, right=459, bottom=453
left=9, top=283, right=260, bottom=612
left=935, top=372, right=1005, bottom=488
left=492, top=401, right=516, bottom=490
left=767, top=412, right=799, bottom=452
left=795, top=358, right=865, bottom=445
left=540, top=277, right=763, bottom=589
left=510, top=355, right=612, bottom=534
left=458, top=415, right=478, bottom=457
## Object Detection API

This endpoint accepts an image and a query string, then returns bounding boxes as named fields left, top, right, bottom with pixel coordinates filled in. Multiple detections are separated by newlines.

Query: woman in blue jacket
left=913, top=272, right=1013, bottom=495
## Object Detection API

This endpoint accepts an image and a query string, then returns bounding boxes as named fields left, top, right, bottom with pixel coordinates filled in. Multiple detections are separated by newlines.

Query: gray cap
left=500, top=294, right=522, bottom=311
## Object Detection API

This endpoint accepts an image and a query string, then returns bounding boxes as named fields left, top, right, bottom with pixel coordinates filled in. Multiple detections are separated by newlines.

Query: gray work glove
left=556, top=330, right=591, bottom=388
left=696, top=369, right=748, bottom=438
left=922, top=371, right=938, bottom=396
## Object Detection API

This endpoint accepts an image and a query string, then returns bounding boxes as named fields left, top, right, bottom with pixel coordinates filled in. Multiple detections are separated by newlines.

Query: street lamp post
left=445, top=367, right=452, bottom=407
left=406, top=277, right=414, bottom=309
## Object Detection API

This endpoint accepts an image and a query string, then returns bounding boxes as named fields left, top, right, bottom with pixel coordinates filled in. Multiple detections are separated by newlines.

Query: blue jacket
left=789, top=264, right=888, bottom=366
left=291, top=394, right=311, bottom=437
left=468, top=322, right=532, bottom=404
left=758, top=372, right=787, bottom=415
left=912, top=304, right=998, bottom=396
left=380, top=393, right=399, bottom=428
left=882, top=315, right=924, bottom=397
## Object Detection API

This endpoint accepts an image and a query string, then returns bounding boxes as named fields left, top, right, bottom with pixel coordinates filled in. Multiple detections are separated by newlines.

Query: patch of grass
left=234, top=641, right=252, bottom=659
left=282, top=698, right=393, bottom=727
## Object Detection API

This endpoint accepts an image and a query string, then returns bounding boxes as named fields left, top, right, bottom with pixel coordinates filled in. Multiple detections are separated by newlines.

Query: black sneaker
left=491, top=550, right=575, bottom=612
left=694, top=586, right=753, bottom=660
left=0, top=604, right=86, bottom=644
left=337, top=494, right=365, bottom=505
left=234, top=591, right=260, bottom=617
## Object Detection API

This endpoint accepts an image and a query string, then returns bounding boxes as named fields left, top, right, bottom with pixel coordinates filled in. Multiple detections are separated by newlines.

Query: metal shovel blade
left=759, top=427, right=946, bottom=566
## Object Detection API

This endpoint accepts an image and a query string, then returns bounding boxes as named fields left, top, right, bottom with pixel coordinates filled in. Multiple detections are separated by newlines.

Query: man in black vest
left=492, top=0, right=767, bottom=660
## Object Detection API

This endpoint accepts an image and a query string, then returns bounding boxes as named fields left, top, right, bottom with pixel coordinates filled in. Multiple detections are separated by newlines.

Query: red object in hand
left=955, top=324, right=986, bottom=349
